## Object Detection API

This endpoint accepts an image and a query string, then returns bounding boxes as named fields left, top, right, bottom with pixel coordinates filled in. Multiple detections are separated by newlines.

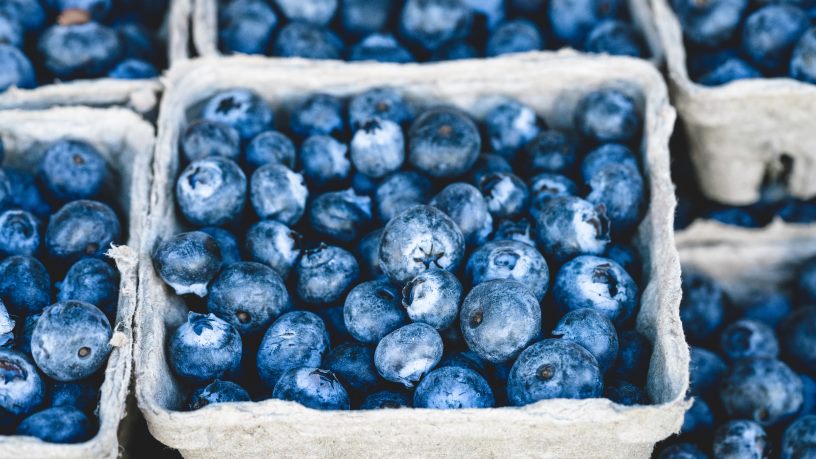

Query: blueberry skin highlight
left=553, top=255, right=639, bottom=326
left=460, top=279, right=542, bottom=364
left=712, top=420, right=769, bottom=459
left=0, top=209, right=40, bottom=257
left=493, top=218, right=536, bottom=247
left=781, top=415, right=816, bottom=459
left=374, top=322, right=443, bottom=388
left=0, top=256, right=51, bottom=316
left=250, top=164, right=308, bottom=226
left=325, top=342, right=380, bottom=395
left=299, top=135, right=351, bottom=189
left=360, top=390, right=411, bottom=409
left=507, top=339, right=603, bottom=406
left=244, top=220, right=301, bottom=278
left=32, top=301, right=112, bottom=382
left=38, top=139, right=107, bottom=201
left=533, top=196, right=610, bottom=263
left=176, top=157, right=247, bottom=227
left=290, top=93, right=345, bottom=139
left=478, top=171, right=529, bottom=219
left=483, top=99, right=542, bottom=156
left=202, top=89, right=274, bottom=141
left=245, top=131, right=296, bottom=170
left=0, top=349, right=45, bottom=416
left=349, top=33, right=415, bottom=63
left=16, top=407, right=93, bottom=444
left=153, top=231, right=222, bottom=297
left=38, top=23, right=122, bottom=80
left=308, top=189, right=372, bottom=243
left=108, top=59, right=159, bottom=80
left=402, top=269, right=463, bottom=330
left=0, top=44, right=35, bottom=92
left=378, top=205, right=465, bottom=286
left=699, top=57, right=762, bottom=86
left=181, top=120, right=241, bottom=163
left=414, top=366, right=494, bottom=409
left=295, top=244, right=359, bottom=306
left=741, top=5, right=809, bottom=73
left=200, top=226, right=241, bottom=266
left=528, top=174, right=578, bottom=214
left=169, top=312, right=242, bottom=384
left=585, top=163, right=645, bottom=236
left=57, top=258, right=120, bottom=321
left=408, top=108, right=481, bottom=178
left=273, top=22, right=343, bottom=60
left=208, top=262, right=291, bottom=336
left=340, top=0, right=393, bottom=35
left=680, top=269, right=725, bottom=343
left=375, top=171, right=432, bottom=224
left=466, top=240, right=549, bottom=302
left=486, top=19, right=543, bottom=57
left=343, top=279, right=407, bottom=344
left=779, top=306, right=816, bottom=373
left=431, top=182, right=492, bottom=246
left=720, top=357, right=803, bottom=427
left=350, top=119, right=405, bottom=178
left=273, top=367, right=350, bottom=410
left=257, top=311, right=330, bottom=390
left=218, top=0, right=278, bottom=55
left=574, top=88, right=640, bottom=145
left=470, top=154, right=513, bottom=186
left=673, top=0, right=747, bottom=47
left=399, top=0, right=472, bottom=52
left=188, top=380, right=251, bottom=410
left=719, top=319, right=779, bottom=362
left=349, top=87, right=414, bottom=130
left=552, top=308, right=619, bottom=374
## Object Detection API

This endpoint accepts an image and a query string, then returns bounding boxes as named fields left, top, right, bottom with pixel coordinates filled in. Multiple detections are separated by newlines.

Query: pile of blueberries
left=654, top=262, right=816, bottom=458
left=153, top=85, right=653, bottom=411
left=0, top=139, right=124, bottom=442
left=672, top=0, right=816, bottom=85
left=0, top=0, right=168, bottom=93
left=218, top=0, right=650, bottom=62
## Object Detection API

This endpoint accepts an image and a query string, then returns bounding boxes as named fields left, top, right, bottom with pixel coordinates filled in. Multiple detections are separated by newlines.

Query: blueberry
left=741, top=5, right=809, bottom=73
left=57, top=258, right=119, bottom=321
left=55, top=0, right=111, bottom=18
left=791, top=27, right=816, bottom=83
left=374, top=322, right=443, bottom=388
left=39, top=139, right=107, bottom=201
left=340, top=0, right=393, bottom=35
left=655, top=443, right=708, bottom=459
left=202, top=89, right=274, bottom=141
left=673, top=0, right=747, bottom=47
left=0, top=44, right=35, bottom=92
left=782, top=415, right=816, bottom=459
left=552, top=308, right=618, bottom=373
left=16, top=407, right=93, bottom=443
left=720, top=318, right=779, bottom=362
left=484, top=99, right=542, bottom=156
left=272, top=367, right=350, bottom=410
left=777, top=199, right=816, bottom=224
left=357, top=229, right=383, bottom=278
left=325, top=342, right=380, bottom=395
left=181, top=120, right=241, bottom=163
left=299, top=135, right=351, bottom=188
left=0, top=210, right=40, bottom=257
left=603, top=378, right=648, bottom=405
left=0, top=256, right=51, bottom=316
left=704, top=206, right=761, bottom=227
left=584, top=20, right=646, bottom=57
left=548, top=0, right=619, bottom=47
left=343, top=279, right=407, bottom=344
left=713, top=420, right=769, bottom=459
left=799, top=258, right=816, bottom=303
left=244, top=220, right=301, bottom=278
left=308, top=189, right=372, bottom=243
left=610, top=329, right=651, bottom=384
left=317, top=305, right=352, bottom=345
left=604, top=243, right=639, bottom=277
left=38, top=23, right=122, bottom=80
left=176, top=157, right=247, bottom=227
left=779, top=306, right=816, bottom=373
left=0, top=15, right=23, bottom=48
left=689, top=346, right=727, bottom=398
left=486, top=19, right=543, bottom=57
left=533, top=196, right=610, bottom=263
left=431, top=40, right=478, bottom=60
left=478, top=171, right=529, bottom=219
left=492, top=218, right=535, bottom=246
left=245, top=131, right=296, bottom=170
left=520, top=130, right=578, bottom=177
left=250, top=164, right=308, bottom=225
left=15, top=314, right=39, bottom=357
left=273, top=22, right=343, bottom=60
left=585, top=163, right=646, bottom=236
left=466, top=240, right=549, bottom=301
left=218, top=0, right=278, bottom=55
left=0, top=301, right=13, bottom=346
left=574, top=88, right=640, bottom=145
left=4, top=168, right=52, bottom=218
left=720, top=357, right=803, bottom=427
left=0, top=349, right=44, bottom=416
left=295, top=244, right=359, bottom=306
left=378, top=205, right=465, bottom=286
left=349, top=87, right=414, bottom=130
left=399, top=0, right=472, bottom=51
left=350, top=34, right=414, bottom=63
left=469, top=153, right=513, bottom=185
left=374, top=171, right=432, bottom=224
left=402, top=269, right=463, bottom=330
left=360, top=390, right=411, bottom=409
left=32, top=301, right=112, bottom=382
left=152, top=231, right=222, bottom=297
left=274, top=0, right=337, bottom=26
left=430, top=182, right=492, bottom=245
left=200, top=226, right=241, bottom=266
left=291, top=95, right=345, bottom=139
left=553, top=256, right=638, bottom=325
left=188, top=380, right=251, bottom=410
left=350, top=119, right=405, bottom=178
left=0, top=0, right=45, bottom=33
left=698, top=57, right=762, bottom=86
left=107, top=59, right=158, bottom=79
left=460, top=279, right=541, bottom=363
left=681, top=397, right=714, bottom=436
left=528, top=173, right=578, bottom=212
left=408, top=107, right=481, bottom=178
left=507, top=339, right=603, bottom=406
left=48, top=379, right=99, bottom=412
left=257, top=311, right=329, bottom=389
left=168, top=312, right=241, bottom=384
left=414, top=366, right=494, bottom=409
left=580, top=143, right=639, bottom=183
left=209, top=262, right=291, bottom=336
left=680, top=269, right=725, bottom=343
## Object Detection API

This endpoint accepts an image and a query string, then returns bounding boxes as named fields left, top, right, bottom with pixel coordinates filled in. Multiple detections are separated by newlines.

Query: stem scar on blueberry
left=236, top=311, right=251, bottom=324
left=437, top=124, right=453, bottom=137
left=537, top=364, right=555, bottom=381
left=376, top=288, right=395, bottom=302
left=73, top=154, right=86, bottom=165
left=216, top=97, right=241, bottom=115
left=78, top=347, right=91, bottom=358
left=375, top=102, right=390, bottom=113
left=469, top=310, right=483, bottom=328
left=593, top=264, right=619, bottom=297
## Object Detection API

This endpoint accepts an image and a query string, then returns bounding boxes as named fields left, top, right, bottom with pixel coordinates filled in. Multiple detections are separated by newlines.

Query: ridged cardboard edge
left=650, top=0, right=816, bottom=205
left=134, top=53, right=688, bottom=459
left=0, top=107, right=154, bottom=459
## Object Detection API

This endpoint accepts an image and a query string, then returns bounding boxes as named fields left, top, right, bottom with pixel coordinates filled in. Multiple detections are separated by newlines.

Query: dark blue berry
left=188, top=380, right=251, bottom=410
left=374, top=322, right=443, bottom=388
left=343, top=279, right=407, bottom=344
left=408, top=108, right=481, bottom=178
left=176, top=157, right=247, bottom=227
left=257, top=311, right=329, bottom=389
left=152, top=231, right=222, bottom=297
left=414, top=366, right=494, bottom=408
left=38, top=139, right=107, bottom=201
left=294, top=244, right=359, bottom=306
left=181, top=120, right=241, bottom=163
left=57, top=258, right=119, bottom=321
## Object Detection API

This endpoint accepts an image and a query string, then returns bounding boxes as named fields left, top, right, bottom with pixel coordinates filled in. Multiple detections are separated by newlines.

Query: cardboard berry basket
left=134, top=52, right=687, bottom=458
left=0, top=107, right=154, bottom=458
left=188, top=0, right=665, bottom=66
left=651, top=0, right=816, bottom=206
